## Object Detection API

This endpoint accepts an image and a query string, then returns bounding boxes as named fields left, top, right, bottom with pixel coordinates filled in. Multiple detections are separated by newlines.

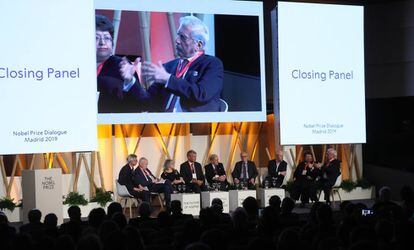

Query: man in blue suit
left=138, top=15, right=224, bottom=112
left=133, top=157, right=173, bottom=209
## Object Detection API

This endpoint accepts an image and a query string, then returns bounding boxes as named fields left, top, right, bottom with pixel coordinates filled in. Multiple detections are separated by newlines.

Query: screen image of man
left=96, top=14, right=143, bottom=113
left=139, top=15, right=225, bottom=112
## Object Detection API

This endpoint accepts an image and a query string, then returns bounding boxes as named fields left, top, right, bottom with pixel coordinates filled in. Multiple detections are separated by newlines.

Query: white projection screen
left=0, top=0, right=97, bottom=155
left=95, top=0, right=266, bottom=124
left=277, top=2, right=366, bottom=145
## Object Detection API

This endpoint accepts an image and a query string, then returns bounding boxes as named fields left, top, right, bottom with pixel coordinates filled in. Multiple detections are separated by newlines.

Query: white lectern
left=171, top=193, right=200, bottom=216
left=22, top=169, right=63, bottom=224
left=201, top=191, right=230, bottom=213
left=229, top=189, right=256, bottom=211
left=257, top=188, right=285, bottom=207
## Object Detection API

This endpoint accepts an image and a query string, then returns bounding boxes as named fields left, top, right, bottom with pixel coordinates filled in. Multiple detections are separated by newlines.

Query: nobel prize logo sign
left=41, top=176, right=56, bottom=190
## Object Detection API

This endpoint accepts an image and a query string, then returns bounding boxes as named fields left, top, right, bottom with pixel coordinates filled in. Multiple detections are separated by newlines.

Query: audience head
left=316, top=203, right=333, bottom=224
left=277, top=227, right=301, bottom=250
left=187, top=150, right=197, bottom=162
left=28, top=209, right=42, bottom=223
left=138, top=201, right=152, bottom=218
left=111, top=212, right=127, bottom=229
left=157, top=211, right=171, bottom=228
left=200, top=229, right=227, bottom=250
left=0, top=211, right=9, bottom=224
left=242, top=196, right=259, bottom=218
left=281, top=197, right=295, bottom=214
left=170, top=200, right=182, bottom=214
left=44, top=213, right=58, bottom=227
left=68, top=205, right=81, bottom=221
left=269, top=195, right=281, bottom=210
left=211, top=198, right=224, bottom=214
left=54, top=235, right=75, bottom=250
left=379, top=186, right=392, bottom=202
left=232, top=207, right=248, bottom=230
left=122, top=226, right=145, bottom=250
left=126, top=154, right=138, bottom=167
left=98, top=220, right=119, bottom=242
left=88, top=207, right=106, bottom=228
left=107, top=202, right=122, bottom=219
left=163, top=159, right=175, bottom=171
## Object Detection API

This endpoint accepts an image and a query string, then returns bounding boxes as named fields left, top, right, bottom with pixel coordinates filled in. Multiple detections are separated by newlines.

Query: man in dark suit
left=180, top=150, right=206, bottom=193
left=232, top=152, right=258, bottom=188
left=316, top=148, right=341, bottom=205
left=118, top=154, right=150, bottom=202
left=139, top=15, right=224, bottom=112
left=204, top=154, right=228, bottom=191
left=264, top=150, right=287, bottom=188
left=96, top=14, right=143, bottom=113
left=133, top=157, right=173, bottom=208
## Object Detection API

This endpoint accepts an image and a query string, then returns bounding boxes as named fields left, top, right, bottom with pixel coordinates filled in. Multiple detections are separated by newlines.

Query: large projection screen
left=96, top=0, right=266, bottom=124
left=0, top=0, right=97, bottom=155
left=277, top=2, right=366, bottom=145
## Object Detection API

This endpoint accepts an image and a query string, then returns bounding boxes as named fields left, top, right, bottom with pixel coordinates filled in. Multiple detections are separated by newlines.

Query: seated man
left=118, top=154, right=150, bottom=202
left=263, top=150, right=287, bottom=188
left=291, top=151, right=320, bottom=206
left=316, top=148, right=341, bottom=205
left=232, top=152, right=258, bottom=188
left=133, top=157, right=173, bottom=208
left=204, top=154, right=228, bottom=191
left=180, top=150, right=206, bottom=193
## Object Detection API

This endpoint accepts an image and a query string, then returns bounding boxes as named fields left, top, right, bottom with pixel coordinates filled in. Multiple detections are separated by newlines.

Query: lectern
left=22, top=169, right=63, bottom=224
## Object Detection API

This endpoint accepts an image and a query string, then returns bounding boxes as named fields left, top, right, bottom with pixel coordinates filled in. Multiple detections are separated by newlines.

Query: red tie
left=190, top=163, right=194, bottom=173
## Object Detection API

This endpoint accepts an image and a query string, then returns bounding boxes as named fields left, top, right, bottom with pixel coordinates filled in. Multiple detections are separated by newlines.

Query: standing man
left=118, top=154, right=150, bottom=202
left=140, top=15, right=224, bottom=112
left=264, top=150, right=287, bottom=188
left=96, top=14, right=142, bottom=113
left=204, top=154, right=228, bottom=191
left=180, top=150, right=206, bottom=193
left=316, top=148, right=341, bottom=205
left=232, top=152, right=258, bottom=188
left=133, top=157, right=173, bottom=209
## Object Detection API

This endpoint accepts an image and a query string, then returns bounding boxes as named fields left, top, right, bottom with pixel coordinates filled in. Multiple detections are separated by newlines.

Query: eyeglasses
left=96, top=35, right=112, bottom=43
left=176, top=32, right=193, bottom=43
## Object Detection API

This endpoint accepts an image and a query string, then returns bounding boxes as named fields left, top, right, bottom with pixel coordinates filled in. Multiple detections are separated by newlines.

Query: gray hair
left=139, top=157, right=148, bottom=164
left=179, top=15, right=209, bottom=48
left=126, top=154, right=137, bottom=163
left=163, top=159, right=174, bottom=170
left=209, top=154, right=218, bottom=161
left=327, top=148, right=337, bottom=158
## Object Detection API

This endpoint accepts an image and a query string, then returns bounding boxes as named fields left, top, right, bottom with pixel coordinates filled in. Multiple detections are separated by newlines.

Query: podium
left=201, top=191, right=229, bottom=213
left=171, top=193, right=200, bottom=216
left=257, top=188, right=285, bottom=207
left=22, top=169, right=63, bottom=224
left=229, top=189, right=256, bottom=211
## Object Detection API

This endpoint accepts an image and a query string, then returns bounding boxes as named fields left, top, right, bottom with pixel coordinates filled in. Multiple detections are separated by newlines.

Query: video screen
left=95, top=0, right=266, bottom=124
left=277, top=2, right=366, bottom=145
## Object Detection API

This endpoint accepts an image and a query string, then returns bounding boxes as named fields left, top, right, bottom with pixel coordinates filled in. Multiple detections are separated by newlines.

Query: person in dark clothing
left=316, top=148, right=341, bottom=205
left=118, top=154, right=150, bottom=202
left=180, top=150, right=206, bottom=193
left=291, top=151, right=320, bottom=206
left=204, top=154, right=228, bottom=191
left=161, top=159, right=185, bottom=192
left=264, top=150, right=287, bottom=188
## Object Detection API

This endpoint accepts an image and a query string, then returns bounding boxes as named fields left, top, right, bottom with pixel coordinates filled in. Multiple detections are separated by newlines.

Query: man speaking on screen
left=140, top=15, right=225, bottom=112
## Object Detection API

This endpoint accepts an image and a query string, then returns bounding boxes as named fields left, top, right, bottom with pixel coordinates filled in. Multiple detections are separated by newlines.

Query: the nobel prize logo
left=42, top=176, right=55, bottom=190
